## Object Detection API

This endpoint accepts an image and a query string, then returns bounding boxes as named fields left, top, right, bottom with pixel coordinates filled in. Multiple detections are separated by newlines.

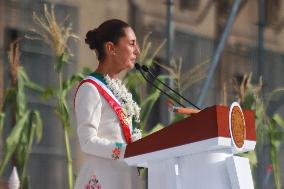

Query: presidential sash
left=74, top=76, right=132, bottom=144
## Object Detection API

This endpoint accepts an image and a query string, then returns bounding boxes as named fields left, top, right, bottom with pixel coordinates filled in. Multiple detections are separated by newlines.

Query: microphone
left=135, top=63, right=186, bottom=108
left=141, top=65, right=200, bottom=110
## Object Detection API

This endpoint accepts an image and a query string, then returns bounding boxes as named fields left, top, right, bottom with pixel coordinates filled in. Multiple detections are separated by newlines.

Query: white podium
left=124, top=104, right=256, bottom=189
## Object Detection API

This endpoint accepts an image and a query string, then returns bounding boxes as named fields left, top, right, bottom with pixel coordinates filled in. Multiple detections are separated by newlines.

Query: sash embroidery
left=75, top=78, right=132, bottom=144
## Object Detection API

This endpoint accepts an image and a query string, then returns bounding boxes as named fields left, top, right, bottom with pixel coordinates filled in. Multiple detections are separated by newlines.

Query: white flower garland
left=131, top=128, right=142, bottom=142
left=105, top=75, right=141, bottom=123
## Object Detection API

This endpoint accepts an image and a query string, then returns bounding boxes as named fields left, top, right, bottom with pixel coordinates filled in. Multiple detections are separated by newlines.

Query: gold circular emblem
left=230, top=104, right=246, bottom=149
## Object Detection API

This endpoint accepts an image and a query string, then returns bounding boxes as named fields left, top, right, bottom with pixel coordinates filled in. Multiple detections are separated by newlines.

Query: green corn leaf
left=19, top=66, right=44, bottom=93
left=24, top=78, right=45, bottom=93
left=146, top=123, right=165, bottom=136
left=56, top=97, right=71, bottom=131
left=268, top=119, right=283, bottom=189
left=140, top=89, right=161, bottom=130
left=70, top=73, right=85, bottom=83
left=21, top=111, right=39, bottom=184
left=0, top=113, right=5, bottom=137
left=272, top=113, right=284, bottom=129
left=3, top=88, right=17, bottom=109
left=240, top=151, right=257, bottom=168
left=149, top=39, right=166, bottom=62
left=0, top=111, right=30, bottom=175
left=17, top=75, right=27, bottom=116
left=172, top=113, right=187, bottom=122
left=141, top=32, right=151, bottom=52
left=82, top=67, right=92, bottom=75
left=242, top=92, right=255, bottom=109
left=270, top=143, right=282, bottom=189
left=124, top=71, right=145, bottom=104
left=33, top=111, right=43, bottom=143
left=62, top=73, right=85, bottom=95
left=55, top=53, right=69, bottom=72
left=15, top=138, right=27, bottom=169
left=41, top=86, right=55, bottom=99
left=21, top=176, right=30, bottom=189
left=12, top=117, right=29, bottom=168
left=11, top=112, right=40, bottom=189
left=139, top=42, right=151, bottom=63
left=19, top=67, right=29, bottom=82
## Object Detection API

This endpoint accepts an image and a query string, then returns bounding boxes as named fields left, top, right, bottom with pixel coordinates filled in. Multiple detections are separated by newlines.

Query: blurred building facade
left=0, top=0, right=284, bottom=188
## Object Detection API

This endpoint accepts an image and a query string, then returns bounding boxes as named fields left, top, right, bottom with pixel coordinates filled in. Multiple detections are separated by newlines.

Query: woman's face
left=112, top=27, right=140, bottom=71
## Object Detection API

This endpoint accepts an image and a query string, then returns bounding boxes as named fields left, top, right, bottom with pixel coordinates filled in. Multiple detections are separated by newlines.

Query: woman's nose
left=134, top=45, right=140, bottom=55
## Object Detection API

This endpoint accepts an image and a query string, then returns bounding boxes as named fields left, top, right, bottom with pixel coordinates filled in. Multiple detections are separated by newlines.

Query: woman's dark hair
left=85, top=19, right=130, bottom=61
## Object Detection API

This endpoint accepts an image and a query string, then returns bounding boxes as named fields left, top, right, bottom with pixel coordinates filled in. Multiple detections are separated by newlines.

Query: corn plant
left=29, top=4, right=84, bottom=189
left=124, top=33, right=167, bottom=133
left=154, top=58, right=209, bottom=94
left=0, top=40, right=44, bottom=189
left=125, top=33, right=208, bottom=132
left=153, top=55, right=208, bottom=123
left=232, top=73, right=284, bottom=189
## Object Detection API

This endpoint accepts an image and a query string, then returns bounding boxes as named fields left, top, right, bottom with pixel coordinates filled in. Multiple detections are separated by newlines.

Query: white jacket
left=74, top=80, right=139, bottom=189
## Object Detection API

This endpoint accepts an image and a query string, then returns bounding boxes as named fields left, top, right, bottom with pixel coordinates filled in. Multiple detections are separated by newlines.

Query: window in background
left=265, top=0, right=281, bottom=27
left=179, top=0, right=200, bottom=11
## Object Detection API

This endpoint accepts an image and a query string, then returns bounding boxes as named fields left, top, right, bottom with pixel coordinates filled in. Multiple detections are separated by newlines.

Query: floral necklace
left=105, top=75, right=141, bottom=125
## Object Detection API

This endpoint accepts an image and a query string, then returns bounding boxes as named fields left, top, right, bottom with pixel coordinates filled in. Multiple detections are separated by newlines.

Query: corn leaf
left=272, top=114, right=284, bottom=129
left=268, top=117, right=284, bottom=189
left=239, top=151, right=257, bottom=168
left=62, top=73, right=85, bottom=94
left=146, top=123, right=165, bottom=136
left=0, top=111, right=30, bottom=175
left=33, top=111, right=43, bottom=143
left=140, top=87, right=161, bottom=130
left=3, top=88, right=17, bottom=110
left=55, top=53, right=69, bottom=72
left=41, top=86, right=55, bottom=99
left=56, top=96, right=71, bottom=131
left=17, top=71, right=27, bottom=117
left=0, top=113, right=5, bottom=137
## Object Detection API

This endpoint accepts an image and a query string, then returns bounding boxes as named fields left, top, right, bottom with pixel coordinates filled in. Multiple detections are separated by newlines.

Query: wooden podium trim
left=125, top=105, right=256, bottom=158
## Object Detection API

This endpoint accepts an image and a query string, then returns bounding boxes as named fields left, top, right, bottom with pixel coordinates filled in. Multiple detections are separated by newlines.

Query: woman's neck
left=95, top=60, right=118, bottom=78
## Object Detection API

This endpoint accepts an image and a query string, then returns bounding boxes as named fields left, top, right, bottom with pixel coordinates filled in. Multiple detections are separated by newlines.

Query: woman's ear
left=105, top=42, right=116, bottom=56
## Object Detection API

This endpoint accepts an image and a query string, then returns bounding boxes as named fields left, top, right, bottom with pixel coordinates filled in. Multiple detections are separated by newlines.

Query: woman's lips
left=131, top=58, right=136, bottom=62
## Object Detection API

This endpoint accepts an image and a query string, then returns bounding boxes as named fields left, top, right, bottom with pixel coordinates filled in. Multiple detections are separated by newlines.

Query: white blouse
left=74, top=82, right=140, bottom=189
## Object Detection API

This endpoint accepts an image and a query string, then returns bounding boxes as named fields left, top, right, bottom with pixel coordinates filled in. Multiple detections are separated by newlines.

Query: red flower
left=266, top=164, right=273, bottom=173
left=112, top=148, right=120, bottom=156
left=85, top=174, right=102, bottom=189
left=91, top=175, right=97, bottom=180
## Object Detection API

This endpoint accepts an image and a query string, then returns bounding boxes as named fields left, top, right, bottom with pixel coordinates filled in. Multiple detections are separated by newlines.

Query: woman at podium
left=74, top=19, right=141, bottom=189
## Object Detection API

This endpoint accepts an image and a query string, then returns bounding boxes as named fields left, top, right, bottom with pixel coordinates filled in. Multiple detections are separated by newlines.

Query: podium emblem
left=229, top=102, right=246, bottom=150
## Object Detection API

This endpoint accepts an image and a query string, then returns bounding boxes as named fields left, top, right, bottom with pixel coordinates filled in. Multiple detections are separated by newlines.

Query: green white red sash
left=74, top=76, right=132, bottom=144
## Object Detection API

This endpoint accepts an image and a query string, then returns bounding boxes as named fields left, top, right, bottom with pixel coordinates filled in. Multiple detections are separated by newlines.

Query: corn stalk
left=30, top=4, right=83, bottom=189
left=232, top=73, right=284, bottom=189
left=124, top=34, right=167, bottom=133
left=0, top=41, right=44, bottom=189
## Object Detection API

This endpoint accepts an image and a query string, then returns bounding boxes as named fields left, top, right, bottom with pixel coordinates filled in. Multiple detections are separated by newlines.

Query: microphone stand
left=135, top=64, right=186, bottom=108
left=141, top=65, right=201, bottom=110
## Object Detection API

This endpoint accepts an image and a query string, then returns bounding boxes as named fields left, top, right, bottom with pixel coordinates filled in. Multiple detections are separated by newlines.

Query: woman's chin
left=128, top=62, right=135, bottom=70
